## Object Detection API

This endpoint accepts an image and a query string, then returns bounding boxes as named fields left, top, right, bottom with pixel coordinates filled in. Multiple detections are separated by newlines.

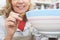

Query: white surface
left=28, top=16, right=60, bottom=32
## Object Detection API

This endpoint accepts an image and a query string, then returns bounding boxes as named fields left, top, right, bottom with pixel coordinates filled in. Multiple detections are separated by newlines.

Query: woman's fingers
left=6, top=15, right=17, bottom=35
left=6, top=17, right=17, bottom=25
left=6, top=11, right=23, bottom=28
left=10, top=12, right=23, bottom=21
left=6, top=20, right=16, bottom=27
left=5, top=20, right=17, bottom=35
left=5, top=11, right=23, bottom=35
left=15, top=14, right=23, bottom=21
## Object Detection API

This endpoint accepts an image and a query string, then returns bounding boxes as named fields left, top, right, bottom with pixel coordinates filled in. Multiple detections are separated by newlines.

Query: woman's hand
left=5, top=11, right=22, bottom=40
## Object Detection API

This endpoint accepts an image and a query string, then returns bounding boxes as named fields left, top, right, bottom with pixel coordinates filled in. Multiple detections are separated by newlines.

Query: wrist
left=4, top=34, right=14, bottom=40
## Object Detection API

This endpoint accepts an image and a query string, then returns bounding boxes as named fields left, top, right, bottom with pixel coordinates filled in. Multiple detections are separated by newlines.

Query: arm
left=4, top=34, right=13, bottom=40
left=4, top=12, right=22, bottom=40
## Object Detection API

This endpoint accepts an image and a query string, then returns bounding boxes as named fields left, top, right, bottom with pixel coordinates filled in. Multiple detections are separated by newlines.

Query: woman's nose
left=17, top=0, right=24, bottom=3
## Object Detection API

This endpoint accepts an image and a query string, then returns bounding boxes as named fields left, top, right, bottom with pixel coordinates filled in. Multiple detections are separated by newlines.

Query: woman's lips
left=17, top=6, right=25, bottom=10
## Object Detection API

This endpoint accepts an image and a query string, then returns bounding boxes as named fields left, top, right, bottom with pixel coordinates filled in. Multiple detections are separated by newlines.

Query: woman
left=0, top=0, right=32, bottom=40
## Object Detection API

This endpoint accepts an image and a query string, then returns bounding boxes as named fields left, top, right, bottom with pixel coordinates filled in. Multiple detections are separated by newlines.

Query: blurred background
left=30, top=0, right=60, bottom=10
